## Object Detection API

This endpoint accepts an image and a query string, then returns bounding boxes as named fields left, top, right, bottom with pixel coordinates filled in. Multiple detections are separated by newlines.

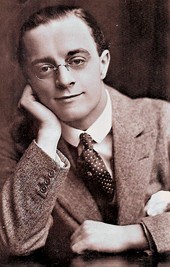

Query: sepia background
left=0, top=0, right=169, bottom=127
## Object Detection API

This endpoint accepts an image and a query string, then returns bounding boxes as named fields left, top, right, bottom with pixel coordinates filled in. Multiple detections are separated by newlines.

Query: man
left=0, top=5, right=170, bottom=260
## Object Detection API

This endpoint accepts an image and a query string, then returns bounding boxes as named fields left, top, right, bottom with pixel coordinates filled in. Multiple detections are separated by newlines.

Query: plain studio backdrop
left=0, top=0, right=169, bottom=128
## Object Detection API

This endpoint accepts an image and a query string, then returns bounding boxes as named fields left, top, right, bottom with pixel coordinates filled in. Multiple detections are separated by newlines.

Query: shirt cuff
left=33, top=140, right=65, bottom=168
left=140, top=222, right=157, bottom=255
left=55, top=152, right=65, bottom=167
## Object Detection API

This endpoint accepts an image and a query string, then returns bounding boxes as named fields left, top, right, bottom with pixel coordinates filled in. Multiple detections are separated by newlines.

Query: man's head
left=18, top=5, right=111, bottom=130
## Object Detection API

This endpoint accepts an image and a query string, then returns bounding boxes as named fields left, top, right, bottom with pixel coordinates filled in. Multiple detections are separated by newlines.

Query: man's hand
left=145, top=190, right=170, bottom=216
left=19, top=85, right=61, bottom=159
left=71, top=220, right=148, bottom=254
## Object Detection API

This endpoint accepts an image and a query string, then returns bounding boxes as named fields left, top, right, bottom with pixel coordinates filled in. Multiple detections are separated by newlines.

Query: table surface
left=1, top=252, right=170, bottom=267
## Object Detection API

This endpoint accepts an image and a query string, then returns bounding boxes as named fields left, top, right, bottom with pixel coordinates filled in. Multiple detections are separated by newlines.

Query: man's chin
left=60, top=116, right=86, bottom=130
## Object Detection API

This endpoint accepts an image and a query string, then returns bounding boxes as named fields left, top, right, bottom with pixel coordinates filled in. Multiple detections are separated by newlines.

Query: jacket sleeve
left=0, top=128, right=70, bottom=257
left=141, top=101, right=170, bottom=253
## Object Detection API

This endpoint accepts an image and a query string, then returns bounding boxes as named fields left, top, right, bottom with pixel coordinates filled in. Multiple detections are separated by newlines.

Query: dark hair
left=17, top=5, right=109, bottom=66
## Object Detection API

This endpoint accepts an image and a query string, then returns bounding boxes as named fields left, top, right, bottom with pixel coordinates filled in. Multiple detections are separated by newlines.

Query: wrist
left=125, top=224, right=149, bottom=251
left=36, top=127, right=60, bottom=159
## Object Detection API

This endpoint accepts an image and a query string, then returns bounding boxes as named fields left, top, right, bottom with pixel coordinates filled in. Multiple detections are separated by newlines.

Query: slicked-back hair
left=17, top=5, right=109, bottom=66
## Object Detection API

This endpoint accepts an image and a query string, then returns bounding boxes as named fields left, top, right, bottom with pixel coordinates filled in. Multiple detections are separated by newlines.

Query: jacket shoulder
left=106, top=85, right=170, bottom=121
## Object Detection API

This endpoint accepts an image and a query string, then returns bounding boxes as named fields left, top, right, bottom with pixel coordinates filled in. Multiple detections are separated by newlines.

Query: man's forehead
left=23, top=15, right=95, bottom=48
left=25, top=14, right=92, bottom=37
left=23, top=15, right=98, bottom=61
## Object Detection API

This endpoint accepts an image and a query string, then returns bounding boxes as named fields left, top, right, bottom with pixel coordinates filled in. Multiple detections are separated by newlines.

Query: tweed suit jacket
left=0, top=86, right=170, bottom=260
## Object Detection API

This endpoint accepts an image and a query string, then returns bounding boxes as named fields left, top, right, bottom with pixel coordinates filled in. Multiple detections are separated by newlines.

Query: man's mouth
left=56, top=92, right=84, bottom=100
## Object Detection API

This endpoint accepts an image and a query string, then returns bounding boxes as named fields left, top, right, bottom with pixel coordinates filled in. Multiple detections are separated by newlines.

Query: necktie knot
left=79, top=133, right=93, bottom=149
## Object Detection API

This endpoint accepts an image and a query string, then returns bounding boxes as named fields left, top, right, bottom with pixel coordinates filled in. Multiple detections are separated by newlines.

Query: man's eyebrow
left=67, top=49, right=90, bottom=57
left=31, top=57, right=55, bottom=66
left=31, top=49, right=90, bottom=65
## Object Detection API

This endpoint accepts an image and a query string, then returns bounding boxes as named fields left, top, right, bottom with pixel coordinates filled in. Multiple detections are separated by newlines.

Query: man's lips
left=56, top=92, right=84, bottom=100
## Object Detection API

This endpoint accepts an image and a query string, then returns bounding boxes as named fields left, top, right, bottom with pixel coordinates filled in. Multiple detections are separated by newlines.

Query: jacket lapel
left=108, top=87, right=155, bottom=224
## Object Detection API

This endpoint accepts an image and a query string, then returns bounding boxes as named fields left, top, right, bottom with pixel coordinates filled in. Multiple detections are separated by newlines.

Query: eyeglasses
left=33, top=56, right=90, bottom=80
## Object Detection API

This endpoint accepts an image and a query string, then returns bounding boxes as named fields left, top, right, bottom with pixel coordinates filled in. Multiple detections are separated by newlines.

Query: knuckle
left=82, top=221, right=92, bottom=237
left=82, top=220, right=90, bottom=229
left=19, top=98, right=25, bottom=108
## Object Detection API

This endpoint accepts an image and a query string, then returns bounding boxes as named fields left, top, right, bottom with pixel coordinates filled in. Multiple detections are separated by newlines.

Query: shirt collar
left=61, top=90, right=112, bottom=147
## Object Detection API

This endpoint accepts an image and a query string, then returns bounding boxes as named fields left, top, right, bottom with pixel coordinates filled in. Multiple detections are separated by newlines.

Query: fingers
left=71, top=220, right=95, bottom=254
left=71, top=224, right=83, bottom=242
left=71, top=240, right=86, bottom=254
left=71, top=223, right=87, bottom=254
left=19, top=84, right=37, bottom=108
left=18, top=84, right=59, bottom=127
left=70, top=220, right=114, bottom=254
left=18, top=84, right=37, bottom=113
left=145, top=191, right=170, bottom=216
left=146, top=202, right=167, bottom=216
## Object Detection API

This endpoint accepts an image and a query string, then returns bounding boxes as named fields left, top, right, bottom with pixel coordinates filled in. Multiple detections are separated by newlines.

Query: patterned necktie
left=77, top=133, right=114, bottom=199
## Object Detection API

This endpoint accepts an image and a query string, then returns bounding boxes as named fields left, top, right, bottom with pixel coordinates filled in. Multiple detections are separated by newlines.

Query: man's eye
left=40, top=65, right=54, bottom=73
left=69, top=58, right=86, bottom=67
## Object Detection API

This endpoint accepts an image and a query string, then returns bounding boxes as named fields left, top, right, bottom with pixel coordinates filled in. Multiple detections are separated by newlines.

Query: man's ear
left=100, top=50, right=110, bottom=80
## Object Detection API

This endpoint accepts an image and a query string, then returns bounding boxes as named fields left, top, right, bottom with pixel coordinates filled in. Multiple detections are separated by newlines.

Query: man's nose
left=55, top=65, right=75, bottom=89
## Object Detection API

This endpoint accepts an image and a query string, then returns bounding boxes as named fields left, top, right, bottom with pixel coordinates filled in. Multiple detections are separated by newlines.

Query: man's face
left=23, top=15, right=110, bottom=129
